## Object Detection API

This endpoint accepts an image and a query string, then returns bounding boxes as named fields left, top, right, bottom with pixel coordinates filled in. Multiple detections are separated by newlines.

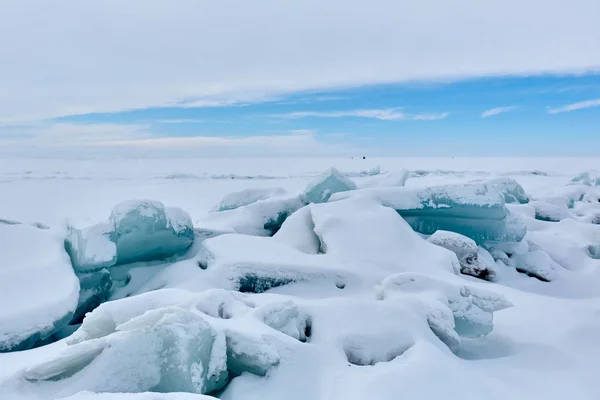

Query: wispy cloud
left=154, top=119, right=207, bottom=124
left=412, top=112, right=450, bottom=121
left=274, top=108, right=449, bottom=121
left=481, top=106, right=518, bottom=118
left=547, top=98, right=600, bottom=114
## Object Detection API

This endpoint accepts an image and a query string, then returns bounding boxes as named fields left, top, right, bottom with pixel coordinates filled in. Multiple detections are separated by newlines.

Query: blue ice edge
left=330, top=183, right=527, bottom=245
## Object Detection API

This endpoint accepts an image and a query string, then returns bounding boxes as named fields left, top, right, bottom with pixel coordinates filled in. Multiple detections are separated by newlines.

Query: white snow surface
left=3, top=157, right=600, bottom=400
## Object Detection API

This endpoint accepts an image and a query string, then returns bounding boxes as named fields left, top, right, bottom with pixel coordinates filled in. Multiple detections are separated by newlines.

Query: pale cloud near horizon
left=547, top=98, right=600, bottom=114
left=275, top=108, right=449, bottom=121
left=481, top=106, right=519, bottom=118
left=0, top=122, right=358, bottom=156
left=1, top=0, right=599, bottom=123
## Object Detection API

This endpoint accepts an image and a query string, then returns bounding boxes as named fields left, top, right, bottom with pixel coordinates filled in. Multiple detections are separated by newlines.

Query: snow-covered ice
left=3, top=157, right=600, bottom=400
left=0, top=224, right=80, bottom=352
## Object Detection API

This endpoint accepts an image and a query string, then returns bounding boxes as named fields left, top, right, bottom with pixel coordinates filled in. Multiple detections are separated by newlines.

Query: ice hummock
left=361, top=169, right=410, bottom=188
left=65, top=200, right=195, bottom=271
left=427, top=230, right=496, bottom=280
left=0, top=224, right=80, bottom=352
left=199, top=195, right=306, bottom=236
left=571, top=171, right=600, bottom=186
left=486, top=177, right=529, bottom=204
left=211, top=188, right=288, bottom=212
left=200, top=167, right=358, bottom=236
left=17, top=288, right=306, bottom=398
left=72, top=269, right=113, bottom=324
left=331, top=183, right=526, bottom=244
left=303, top=167, right=357, bottom=204
left=110, top=200, right=195, bottom=265
left=65, top=222, right=117, bottom=273
left=23, top=306, right=229, bottom=396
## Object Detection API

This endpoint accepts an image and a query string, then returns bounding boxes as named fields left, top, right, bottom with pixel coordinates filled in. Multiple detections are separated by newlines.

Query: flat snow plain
left=1, top=157, right=600, bottom=400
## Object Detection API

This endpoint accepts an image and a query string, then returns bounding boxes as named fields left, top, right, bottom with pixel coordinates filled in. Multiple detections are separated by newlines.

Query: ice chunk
left=486, top=177, right=529, bottom=204
left=273, top=205, right=322, bottom=254
left=331, top=183, right=505, bottom=216
left=69, top=288, right=194, bottom=344
left=72, top=269, right=113, bottom=324
left=211, top=188, right=288, bottom=212
left=530, top=201, right=572, bottom=222
left=362, top=169, right=409, bottom=188
left=330, top=183, right=525, bottom=244
left=65, top=222, right=117, bottom=272
left=303, top=167, right=357, bottom=204
left=110, top=200, right=194, bottom=265
left=571, top=171, right=600, bottom=186
left=23, top=307, right=229, bottom=396
left=200, top=195, right=306, bottom=236
left=377, top=272, right=512, bottom=344
left=506, top=203, right=536, bottom=219
left=0, top=224, right=80, bottom=352
left=428, top=231, right=495, bottom=280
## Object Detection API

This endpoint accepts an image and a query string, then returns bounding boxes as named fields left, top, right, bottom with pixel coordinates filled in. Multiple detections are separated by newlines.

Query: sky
left=1, top=0, right=599, bottom=157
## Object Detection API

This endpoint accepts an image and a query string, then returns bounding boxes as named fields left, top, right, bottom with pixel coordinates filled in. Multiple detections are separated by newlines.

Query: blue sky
left=42, top=74, right=599, bottom=156
left=1, top=1, right=599, bottom=156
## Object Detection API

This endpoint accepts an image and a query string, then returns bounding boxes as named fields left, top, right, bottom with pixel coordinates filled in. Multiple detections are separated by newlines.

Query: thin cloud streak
left=547, top=98, right=600, bottom=114
left=275, top=108, right=449, bottom=121
left=481, top=106, right=519, bottom=118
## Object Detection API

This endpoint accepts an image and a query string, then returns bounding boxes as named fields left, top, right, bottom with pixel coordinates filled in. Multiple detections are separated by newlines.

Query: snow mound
left=0, top=224, right=80, bottom=352
left=377, top=272, right=512, bottom=350
left=530, top=200, right=573, bottom=222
